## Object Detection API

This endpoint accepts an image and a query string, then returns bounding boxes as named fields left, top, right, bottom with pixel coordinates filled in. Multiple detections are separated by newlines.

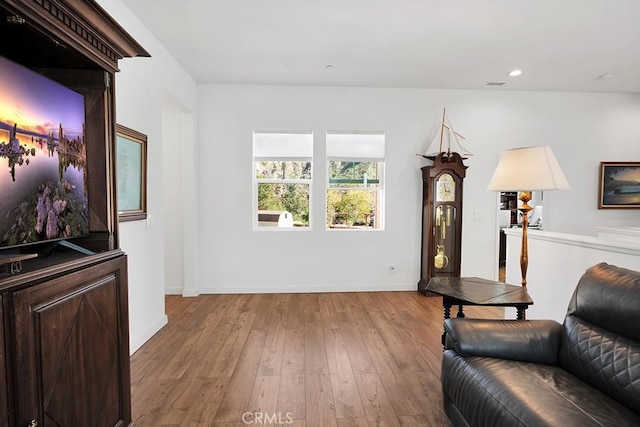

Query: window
left=326, top=131, right=384, bottom=230
left=253, top=131, right=313, bottom=228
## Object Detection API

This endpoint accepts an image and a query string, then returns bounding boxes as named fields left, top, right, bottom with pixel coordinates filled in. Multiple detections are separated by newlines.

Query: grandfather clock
left=418, top=152, right=467, bottom=294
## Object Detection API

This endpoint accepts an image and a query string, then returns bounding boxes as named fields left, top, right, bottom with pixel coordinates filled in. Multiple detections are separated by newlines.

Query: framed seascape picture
left=598, top=162, right=640, bottom=209
left=116, top=124, right=147, bottom=221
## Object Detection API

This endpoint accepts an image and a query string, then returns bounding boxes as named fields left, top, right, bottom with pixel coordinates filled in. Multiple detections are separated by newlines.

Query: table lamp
left=487, top=146, right=570, bottom=287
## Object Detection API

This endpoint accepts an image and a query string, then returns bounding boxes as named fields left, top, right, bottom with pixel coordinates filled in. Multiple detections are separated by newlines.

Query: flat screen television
left=0, top=55, right=88, bottom=250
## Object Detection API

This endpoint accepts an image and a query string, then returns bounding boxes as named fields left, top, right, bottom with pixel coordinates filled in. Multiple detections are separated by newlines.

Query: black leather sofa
left=441, top=263, right=640, bottom=426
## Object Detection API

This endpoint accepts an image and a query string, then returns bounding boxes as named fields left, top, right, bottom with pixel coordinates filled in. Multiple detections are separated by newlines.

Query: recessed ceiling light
left=508, top=69, right=523, bottom=77
left=597, top=74, right=613, bottom=80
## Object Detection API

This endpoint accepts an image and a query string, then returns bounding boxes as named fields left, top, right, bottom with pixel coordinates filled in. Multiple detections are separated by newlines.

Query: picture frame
left=116, top=124, right=147, bottom=221
left=598, top=161, right=640, bottom=209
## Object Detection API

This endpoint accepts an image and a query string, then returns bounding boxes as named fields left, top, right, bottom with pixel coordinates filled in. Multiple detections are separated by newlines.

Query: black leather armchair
left=441, top=263, right=640, bottom=427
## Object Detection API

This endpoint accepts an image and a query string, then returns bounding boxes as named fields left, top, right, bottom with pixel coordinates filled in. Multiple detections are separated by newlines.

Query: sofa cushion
left=559, top=262, right=640, bottom=413
left=560, top=314, right=640, bottom=414
left=566, top=262, right=640, bottom=342
left=442, top=350, right=640, bottom=427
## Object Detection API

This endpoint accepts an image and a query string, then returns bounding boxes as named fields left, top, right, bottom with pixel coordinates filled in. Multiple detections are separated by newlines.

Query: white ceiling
left=121, top=0, right=640, bottom=93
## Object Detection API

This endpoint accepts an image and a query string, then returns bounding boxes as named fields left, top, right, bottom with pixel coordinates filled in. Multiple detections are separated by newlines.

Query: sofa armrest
left=444, top=318, right=562, bottom=365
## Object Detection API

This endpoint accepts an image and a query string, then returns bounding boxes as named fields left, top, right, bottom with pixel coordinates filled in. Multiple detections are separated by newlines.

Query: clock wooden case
left=418, top=152, right=467, bottom=294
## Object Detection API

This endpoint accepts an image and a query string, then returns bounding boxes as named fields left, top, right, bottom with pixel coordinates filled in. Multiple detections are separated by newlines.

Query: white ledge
left=503, top=228, right=640, bottom=256
left=596, top=226, right=640, bottom=244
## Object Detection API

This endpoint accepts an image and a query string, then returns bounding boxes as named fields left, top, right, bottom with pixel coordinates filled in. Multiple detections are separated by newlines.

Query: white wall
left=96, top=0, right=198, bottom=353
left=161, top=103, right=183, bottom=294
left=96, top=0, right=640, bottom=351
left=199, top=85, right=640, bottom=294
left=505, top=229, right=640, bottom=322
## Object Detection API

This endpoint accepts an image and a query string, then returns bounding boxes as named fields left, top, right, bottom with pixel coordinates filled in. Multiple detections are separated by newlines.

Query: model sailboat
left=419, top=108, right=472, bottom=159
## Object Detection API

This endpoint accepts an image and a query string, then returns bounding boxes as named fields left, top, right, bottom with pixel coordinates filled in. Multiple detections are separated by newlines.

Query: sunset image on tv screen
left=0, top=55, right=88, bottom=248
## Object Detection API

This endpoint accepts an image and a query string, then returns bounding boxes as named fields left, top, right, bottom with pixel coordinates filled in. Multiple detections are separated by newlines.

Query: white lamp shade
left=487, top=146, right=570, bottom=191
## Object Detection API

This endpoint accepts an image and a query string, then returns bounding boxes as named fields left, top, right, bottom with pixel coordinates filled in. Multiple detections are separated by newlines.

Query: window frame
left=253, top=130, right=313, bottom=231
left=325, top=131, right=385, bottom=231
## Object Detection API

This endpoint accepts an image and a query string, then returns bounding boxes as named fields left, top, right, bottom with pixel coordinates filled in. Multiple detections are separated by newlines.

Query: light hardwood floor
left=130, top=292, right=503, bottom=427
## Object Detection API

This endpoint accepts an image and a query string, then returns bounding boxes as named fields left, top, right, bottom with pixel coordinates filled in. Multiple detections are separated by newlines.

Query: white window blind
left=326, top=131, right=385, bottom=160
left=253, top=130, right=313, bottom=160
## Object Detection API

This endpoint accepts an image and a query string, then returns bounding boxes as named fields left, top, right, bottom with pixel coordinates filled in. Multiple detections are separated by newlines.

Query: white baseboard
left=196, top=282, right=415, bottom=294
left=129, top=314, right=168, bottom=355
left=182, top=288, right=200, bottom=297
left=165, top=287, right=200, bottom=297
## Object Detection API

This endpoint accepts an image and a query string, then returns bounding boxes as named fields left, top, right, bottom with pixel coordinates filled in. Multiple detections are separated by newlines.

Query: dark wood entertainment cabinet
left=2, top=251, right=130, bottom=427
left=0, top=1, right=148, bottom=426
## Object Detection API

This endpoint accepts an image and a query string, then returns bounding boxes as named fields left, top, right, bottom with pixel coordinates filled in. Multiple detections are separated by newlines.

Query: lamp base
left=518, top=192, right=533, bottom=287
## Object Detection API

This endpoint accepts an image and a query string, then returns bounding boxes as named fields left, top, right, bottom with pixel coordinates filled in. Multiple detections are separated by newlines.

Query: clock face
left=436, top=173, right=456, bottom=202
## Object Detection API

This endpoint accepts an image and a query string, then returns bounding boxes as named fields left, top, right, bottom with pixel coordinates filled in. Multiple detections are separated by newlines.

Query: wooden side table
left=425, top=276, right=534, bottom=345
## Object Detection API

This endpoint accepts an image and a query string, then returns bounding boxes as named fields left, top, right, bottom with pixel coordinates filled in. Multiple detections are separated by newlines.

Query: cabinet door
left=0, top=294, right=8, bottom=427
left=11, top=256, right=130, bottom=427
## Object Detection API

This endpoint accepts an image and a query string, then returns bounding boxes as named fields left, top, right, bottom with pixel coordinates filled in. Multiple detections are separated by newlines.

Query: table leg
left=444, top=304, right=451, bottom=319
left=516, top=306, right=527, bottom=320
left=442, top=299, right=453, bottom=347
left=456, top=305, right=465, bottom=318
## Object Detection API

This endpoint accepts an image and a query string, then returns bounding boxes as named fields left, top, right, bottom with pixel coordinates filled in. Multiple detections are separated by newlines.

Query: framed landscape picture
left=598, top=162, right=640, bottom=209
left=116, top=124, right=147, bottom=221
